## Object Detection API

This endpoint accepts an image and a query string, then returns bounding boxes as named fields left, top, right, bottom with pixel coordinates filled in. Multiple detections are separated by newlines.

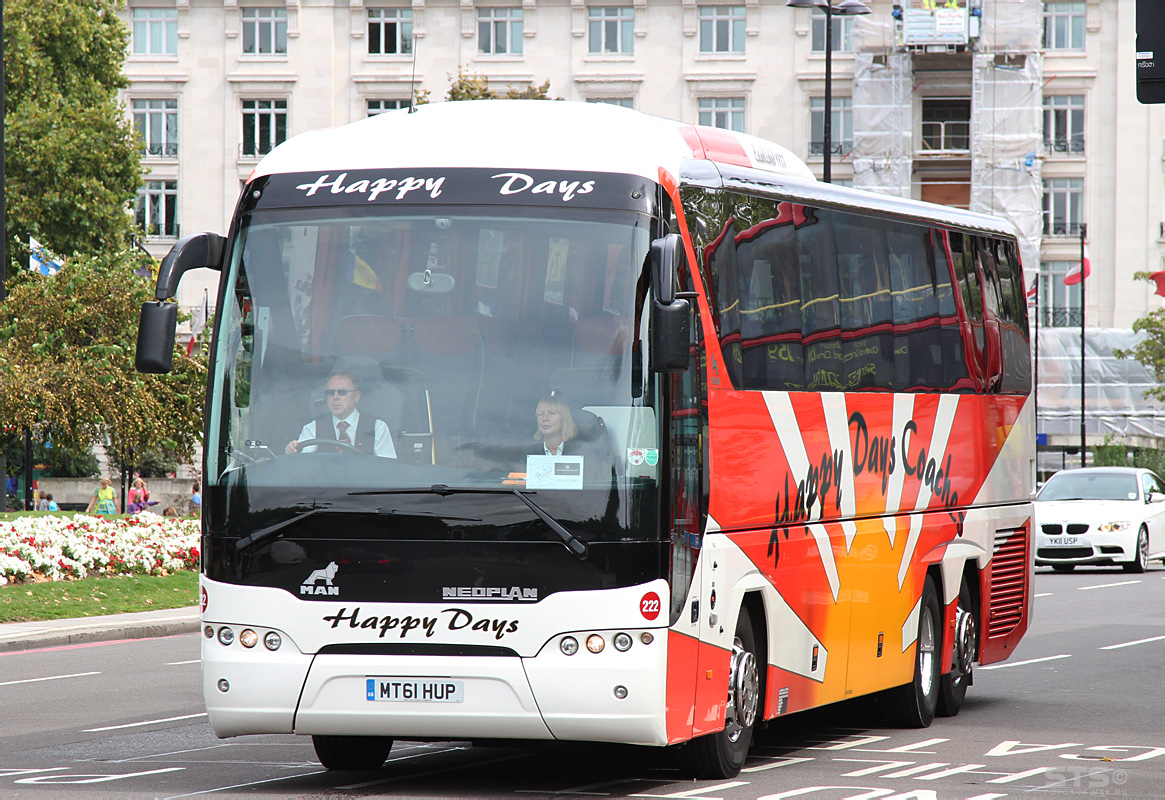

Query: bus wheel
left=686, top=606, right=760, bottom=779
left=937, top=578, right=977, bottom=717
left=879, top=576, right=940, bottom=728
left=312, top=735, right=394, bottom=770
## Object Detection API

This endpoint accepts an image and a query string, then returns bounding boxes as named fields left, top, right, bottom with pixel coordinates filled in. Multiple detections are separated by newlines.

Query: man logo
left=301, top=562, right=340, bottom=596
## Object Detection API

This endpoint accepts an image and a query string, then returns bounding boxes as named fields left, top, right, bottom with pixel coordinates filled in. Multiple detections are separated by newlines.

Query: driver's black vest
left=313, top=414, right=379, bottom=454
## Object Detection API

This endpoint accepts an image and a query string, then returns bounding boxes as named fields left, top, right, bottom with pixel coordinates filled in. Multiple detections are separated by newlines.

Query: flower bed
left=0, top=514, right=200, bottom=585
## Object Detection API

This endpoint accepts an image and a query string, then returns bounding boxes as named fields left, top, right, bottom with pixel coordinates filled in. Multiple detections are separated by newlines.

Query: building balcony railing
left=920, top=120, right=970, bottom=152
left=1044, top=136, right=1085, bottom=155
left=142, top=142, right=179, bottom=158
left=1043, top=221, right=1084, bottom=236
left=808, top=140, right=854, bottom=157
left=1043, top=308, right=1083, bottom=328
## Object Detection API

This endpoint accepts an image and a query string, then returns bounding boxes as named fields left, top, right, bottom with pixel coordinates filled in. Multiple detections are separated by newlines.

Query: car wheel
left=313, top=735, right=394, bottom=770
left=937, top=578, right=976, bottom=717
left=1052, top=564, right=1075, bottom=573
left=685, top=606, right=760, bottom=778
left=1123, top=526, right=1149, bottom=574
left=878, top=575, right=941, bottom=728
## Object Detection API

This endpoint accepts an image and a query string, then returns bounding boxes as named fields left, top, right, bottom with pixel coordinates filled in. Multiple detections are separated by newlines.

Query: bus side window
left=798, top=208, right=842, bottom=392
left=995, top=240, right=1033, bottom=395
left=930, top=230, right=972, bottom=391
left=948, top=232, right=987, bottom=391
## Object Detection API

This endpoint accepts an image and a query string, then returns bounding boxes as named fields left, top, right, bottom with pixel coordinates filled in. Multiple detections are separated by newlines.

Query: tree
left=3, top=437, right=99, bottom=479
left=0, top=250, right=207, bottom=467
left=1114, top=272, right=1165, bottom=402
left=423, top=66, right=559, bottom=103
left=4, top=0, right=143, bottom=282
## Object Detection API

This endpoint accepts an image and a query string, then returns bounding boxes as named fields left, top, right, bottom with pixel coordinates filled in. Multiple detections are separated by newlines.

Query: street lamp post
left=787, top=0, right=871, bottom=183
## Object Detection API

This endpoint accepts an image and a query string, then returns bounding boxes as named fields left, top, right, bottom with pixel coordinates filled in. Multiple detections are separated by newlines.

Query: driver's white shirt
left=296, top=409, right=397, bottom=458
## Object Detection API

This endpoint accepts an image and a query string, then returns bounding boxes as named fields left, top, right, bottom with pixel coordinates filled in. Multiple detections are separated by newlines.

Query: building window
left=1043, top=178, right=1084, bottom=236
left=1043, top=2, right=1085, bottom=51
left=367, top=99, right=408, bottom=116
left=479, top=8, right=523, bottom=55
left=133, top=99, right=178, bottom=158
left=588, top=7, right=634, bottom=54
left=1044, top=95, right=1085, bottom=154
left=811, top=8, right=853, bottom=52
left=242, top=8, right=288, bottom=55
left=137, top=180, right=178, bottom=238
left=809, top=96, right=853, bottom=156
left=1039, top=261, right=1082, bottom=327
left=698, top=97, right=745, bottom=132
left=698, top=6, right=746, bottom=54
left=132, top=8, right=177, bottom=56
left=242, top=99, right=288, bottom=156
left=368, top=8, right=413, bottom=55
left=587, top=97, right=635, bottom=108
left=921, top=99, right=971, bottom=152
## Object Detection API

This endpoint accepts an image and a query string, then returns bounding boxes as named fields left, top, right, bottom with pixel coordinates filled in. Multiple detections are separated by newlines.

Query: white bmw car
left=1035, top=467, right=1165, bottom=573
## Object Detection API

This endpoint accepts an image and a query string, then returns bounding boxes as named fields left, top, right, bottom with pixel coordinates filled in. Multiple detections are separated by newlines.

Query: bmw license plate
left=1046, top=536, right=1080, bottom=546
left=366, top=678, right=464, bottom=703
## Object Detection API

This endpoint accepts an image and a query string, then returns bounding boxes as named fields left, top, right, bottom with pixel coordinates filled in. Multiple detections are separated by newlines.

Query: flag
left=187, top=289, right=209, bottom=356
left=28, top=237, right=63, bottom=276
left=1149, top=271, right=1165, bottom=298
left=1063, top=243, right=1090, bottom=286
left=1025, top=281, right=1037, bottom=305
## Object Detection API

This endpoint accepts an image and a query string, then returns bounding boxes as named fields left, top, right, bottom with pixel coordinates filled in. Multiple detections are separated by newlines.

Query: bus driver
left=285, top=370, right=397, bottom=458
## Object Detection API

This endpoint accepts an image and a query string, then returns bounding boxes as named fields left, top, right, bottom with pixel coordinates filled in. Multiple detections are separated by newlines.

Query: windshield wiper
left=350, top=485, right=589, bottom=559
left=236, top=508, right=325, bottom=553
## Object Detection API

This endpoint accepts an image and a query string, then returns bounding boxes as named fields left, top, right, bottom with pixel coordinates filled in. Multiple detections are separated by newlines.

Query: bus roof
left=250, top=99, right=816, bottom=184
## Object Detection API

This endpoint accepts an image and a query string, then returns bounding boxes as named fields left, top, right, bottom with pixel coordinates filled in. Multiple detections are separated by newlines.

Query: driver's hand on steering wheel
left=285, top=440, right=300, bottom=454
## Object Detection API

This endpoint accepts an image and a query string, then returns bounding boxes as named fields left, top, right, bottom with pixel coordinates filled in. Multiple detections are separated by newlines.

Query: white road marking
left=741, top=756, right=814, bottom=772
left=0, top=671, right=99, bottom=686
left=83, top=713, right=208, bottom=732
left=166, top=660, right=200, bottom=665
left=1078, top=580, right=1142, bottom=591
left=161, top=771, right=328, bottom=798
left=979, top=654, right=1071, bottom=670
left=1100, top=634, right=1165, bottom=650
left=631, top=781, right=749, bottom=798
left=1035, top=592, right=1053, bottom=597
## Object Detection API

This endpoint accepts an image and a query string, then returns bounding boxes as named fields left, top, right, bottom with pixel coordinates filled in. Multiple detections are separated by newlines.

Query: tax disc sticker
left=627, top=448, right=645, bottom=466
left=644, top=449, right=659, bottom=466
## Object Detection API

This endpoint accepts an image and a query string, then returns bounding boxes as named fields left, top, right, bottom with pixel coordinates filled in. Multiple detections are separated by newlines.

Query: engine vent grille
left=989, top=528, right=1028, bottom=638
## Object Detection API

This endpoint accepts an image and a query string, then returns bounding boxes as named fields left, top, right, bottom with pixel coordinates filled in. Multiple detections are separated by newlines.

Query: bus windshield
left=206, top=204, right=658, bottom=540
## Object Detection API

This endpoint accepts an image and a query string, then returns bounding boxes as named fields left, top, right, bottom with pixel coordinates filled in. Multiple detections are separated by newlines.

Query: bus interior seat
left=547, top=316, right=631, bottom=408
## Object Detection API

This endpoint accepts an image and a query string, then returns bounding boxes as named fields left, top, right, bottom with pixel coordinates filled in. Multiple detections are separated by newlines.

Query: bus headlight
left=239, top=629, right=259, bottom=648
left=613, top=633, right=633, bottom=651
left=217, top=627, right=235, bottom=645
left=560, top=636, right=579, bottom=656
left=264, top=631, right=282, bottom=651
left=586, top=634, right=605, bottom=653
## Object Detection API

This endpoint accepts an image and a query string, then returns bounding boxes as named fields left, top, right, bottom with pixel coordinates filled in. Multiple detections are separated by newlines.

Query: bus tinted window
left=702, top=195, right=980, bottom=393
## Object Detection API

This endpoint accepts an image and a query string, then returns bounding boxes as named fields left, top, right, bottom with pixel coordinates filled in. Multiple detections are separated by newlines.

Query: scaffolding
left=851, top=15, right=912, bottom=197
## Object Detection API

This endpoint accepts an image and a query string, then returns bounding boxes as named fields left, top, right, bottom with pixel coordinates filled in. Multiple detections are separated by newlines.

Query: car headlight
left=1097, top=521, right=1131, bottom=532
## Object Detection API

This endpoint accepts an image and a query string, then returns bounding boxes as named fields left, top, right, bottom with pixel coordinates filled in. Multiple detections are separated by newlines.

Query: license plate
left=1046, top=536, right=1080, bottom=546
left=366, top=678, right=464, bottom=703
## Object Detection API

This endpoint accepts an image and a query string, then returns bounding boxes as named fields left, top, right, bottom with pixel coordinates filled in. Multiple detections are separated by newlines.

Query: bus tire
left=685, top=606, right=760, bottom=779
left=312, top=735, right=394, bottom=770
left=879, top=575, right=941, bottom=728
left=937, top=578, right=976, bottom=717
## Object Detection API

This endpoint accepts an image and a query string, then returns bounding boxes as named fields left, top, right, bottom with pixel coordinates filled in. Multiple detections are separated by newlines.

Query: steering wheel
left=292, top=438, right=364, bottom=454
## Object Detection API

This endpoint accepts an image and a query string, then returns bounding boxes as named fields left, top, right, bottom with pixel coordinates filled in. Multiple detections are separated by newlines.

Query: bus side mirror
left=136, top=301, right=178, bottom=374
left=651, top=297, right=691, bottom=372
left=155, top=232, right=227, bottom=301
left=136, top=232, right=226, bottom=374
left=649, top=233, right=692, bottom=373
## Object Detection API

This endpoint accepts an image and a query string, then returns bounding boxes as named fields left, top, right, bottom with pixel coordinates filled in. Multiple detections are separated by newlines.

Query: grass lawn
left=0, top=571, right=198, bottom=623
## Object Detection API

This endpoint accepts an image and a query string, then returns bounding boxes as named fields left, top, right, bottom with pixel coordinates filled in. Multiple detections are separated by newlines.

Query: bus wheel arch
left=937, top=564, right=979, bottom=717
left=684, top=595, right=764, bottom=778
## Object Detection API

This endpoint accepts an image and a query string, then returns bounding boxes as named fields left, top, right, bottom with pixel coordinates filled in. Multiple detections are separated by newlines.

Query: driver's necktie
left=336, top=421, right=351, bottom=450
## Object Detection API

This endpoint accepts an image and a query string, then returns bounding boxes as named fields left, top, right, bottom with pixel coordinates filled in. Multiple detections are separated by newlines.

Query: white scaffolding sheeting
left=970, top=48, right=1043, bottom=273
left=1038, top=328, right=1165, bottom=444
left=850, top=15, right=911, bottom=196
left=977, top=0, right=1044, bottom=53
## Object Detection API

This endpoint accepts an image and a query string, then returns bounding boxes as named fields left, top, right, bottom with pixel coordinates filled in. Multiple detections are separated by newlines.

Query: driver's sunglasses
left=325, top=389, right=351, bottom=397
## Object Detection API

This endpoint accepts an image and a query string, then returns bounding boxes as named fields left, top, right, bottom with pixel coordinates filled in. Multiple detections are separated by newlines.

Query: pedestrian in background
left=190, top=481, right=202, bottom=517
left=86, top=477, right=119, bottom=515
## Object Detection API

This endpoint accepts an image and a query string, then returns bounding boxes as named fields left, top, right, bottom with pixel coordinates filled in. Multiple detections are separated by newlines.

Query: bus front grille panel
left=988, top=528, right=1027, bottom=638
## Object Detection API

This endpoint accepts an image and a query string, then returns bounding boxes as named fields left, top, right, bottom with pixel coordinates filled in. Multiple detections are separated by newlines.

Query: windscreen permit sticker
left=526, top=455, right=584, bottom=490
left=627, top=449, right=659, bottom=467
